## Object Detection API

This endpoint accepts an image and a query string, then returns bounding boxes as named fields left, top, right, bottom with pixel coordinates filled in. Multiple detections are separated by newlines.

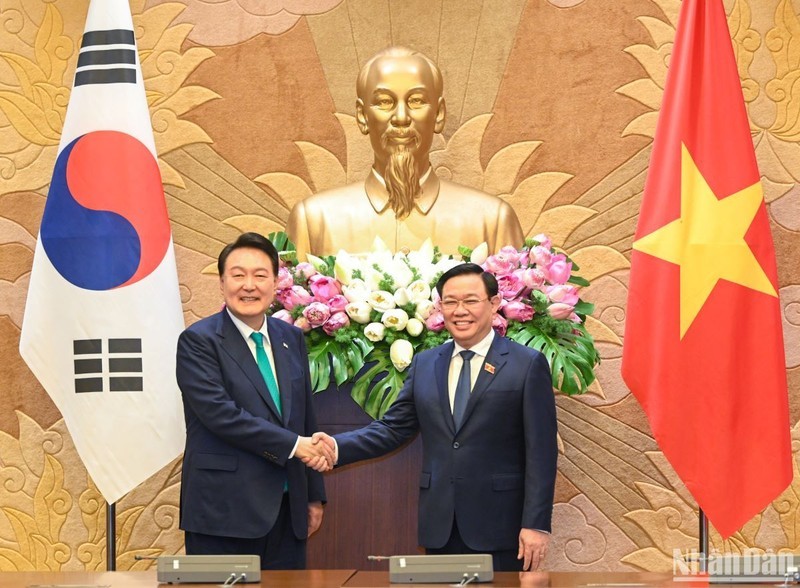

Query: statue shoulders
left=293, top=182, right=368, bottom=212
left=437, top=178, right=514, bottom=209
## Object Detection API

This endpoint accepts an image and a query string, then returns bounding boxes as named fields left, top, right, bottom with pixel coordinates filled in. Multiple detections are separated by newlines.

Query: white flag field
left=19, top=0, right=186, bottom=504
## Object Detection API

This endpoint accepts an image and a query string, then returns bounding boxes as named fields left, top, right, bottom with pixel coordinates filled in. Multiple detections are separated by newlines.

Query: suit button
left=453, top=442, right=460, bottom=449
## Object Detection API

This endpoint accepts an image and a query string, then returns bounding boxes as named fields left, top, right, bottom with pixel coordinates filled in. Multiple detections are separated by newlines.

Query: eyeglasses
left=440, top=298, right=488, bottom=310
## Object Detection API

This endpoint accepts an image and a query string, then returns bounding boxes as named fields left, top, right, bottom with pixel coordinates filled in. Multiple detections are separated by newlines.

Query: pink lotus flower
left=491, top=313, right=508, bottom=337
left=323, top=311, right=350, bottom=335
left=302, top=301, right=331, bottom=327
left=548, top=302, right=575, bottom=320
left=484, top=252, right=517, bottom=276
left=294, top=315, right=312, bottom=333
left=276, top=285, right=312, bottom=310
left=326, top=294, right=348, bottom=313
left=497, top=246, right=523, bottom=265
left=529, top=246, right=552, bottom=268
left=277, top=267, right=294, bottom=290
left=532, top=233, right=552, bottom=250
left=295, top=262, right=317, bottom=279
left=497, top=274, right=525, bottom=300
left=544, top=254, right=572, bottom=284
left=520, top=267, right=546, bottom=290
left=546, top=284, right=580, bottom=306
left=502, top=300, right=534, bottom=322
left=425, top=311, right=446, bottom=332
left=308, top=274, right=342, bottom=301
left=272, top=309, right=294, bottom=325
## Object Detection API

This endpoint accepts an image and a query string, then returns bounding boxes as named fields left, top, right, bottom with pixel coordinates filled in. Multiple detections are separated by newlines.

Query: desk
left=343, top=571, right=712, bottom=587
left=0, top=569, right=357, bottom=588
left=0, top=570, right=729, bottom=587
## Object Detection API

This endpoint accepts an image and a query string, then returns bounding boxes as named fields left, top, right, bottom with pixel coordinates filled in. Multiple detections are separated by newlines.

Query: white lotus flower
left=414, top=300, right=435, bottom=320
left=407, top=280, right=431, bottom=303
left=343, top=279, right=370, bottom=302
left=371, top=235, right=390, bottom=252
left=306, top=253, right=329, bottom=274
left=470, top=242, right=489, bottom=265
left=333, top=250, right=357, bottom=285
left=393, top=287, right=411, bottom=306
left=345, top=301, right=373, bottom=324
left=364, top=268, right=385, bottom=292
left=382, top=308, right=409, bottom=331
left=407, top=238, right=435, bottom=266
left=390, top=339, right=414, bottom=372
left=406, top=318, right=424, bottom=337
left=367, top=290, right=396, bottom=312
left=387, top=259, right=414, bottom=288
left=364, top=322, right=386, bottom=342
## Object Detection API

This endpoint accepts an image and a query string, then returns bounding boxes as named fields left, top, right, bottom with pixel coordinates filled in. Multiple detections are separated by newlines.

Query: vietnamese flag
left=621, top=0, right=791, bottom=538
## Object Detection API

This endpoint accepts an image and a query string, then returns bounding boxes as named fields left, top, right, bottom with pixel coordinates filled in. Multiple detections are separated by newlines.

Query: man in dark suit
left=314, top=263, right=557, bottom=571
left=176, top=232, right=333, bottom=569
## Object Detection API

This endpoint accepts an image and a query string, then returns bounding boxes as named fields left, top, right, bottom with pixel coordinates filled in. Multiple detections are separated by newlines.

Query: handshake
left=295, top=432, right=337, bottom=472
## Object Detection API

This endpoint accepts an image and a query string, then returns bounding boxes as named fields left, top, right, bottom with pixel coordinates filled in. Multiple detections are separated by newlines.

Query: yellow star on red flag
left=632, top=143, right=777, bottom=339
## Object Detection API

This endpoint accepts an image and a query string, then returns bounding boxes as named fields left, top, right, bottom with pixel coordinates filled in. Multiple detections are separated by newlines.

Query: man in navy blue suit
left=176, top=232, right=333, bottom=569
left=314, top=263, right=558, bottom=571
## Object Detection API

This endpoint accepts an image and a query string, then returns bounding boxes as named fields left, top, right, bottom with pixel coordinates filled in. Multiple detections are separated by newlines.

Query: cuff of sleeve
left=288, top=435, right=300, bottom=459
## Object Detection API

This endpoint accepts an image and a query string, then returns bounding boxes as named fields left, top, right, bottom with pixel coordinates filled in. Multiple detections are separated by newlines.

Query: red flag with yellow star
left=621, top=0, right=791, bottom=538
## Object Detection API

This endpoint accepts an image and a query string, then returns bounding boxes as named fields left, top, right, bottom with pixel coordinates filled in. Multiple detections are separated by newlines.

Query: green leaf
left=306, top=337, right=373, bottom=392
left=348, top=348, right=409, bottom=419
left=508, top=323, right=600, bottom=395
left=568, top=275, right=590, bottom=287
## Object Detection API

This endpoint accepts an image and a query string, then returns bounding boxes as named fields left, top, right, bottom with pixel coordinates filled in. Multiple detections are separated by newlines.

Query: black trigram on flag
left=74, top=29, right=137, bottom=87
left=73, top=338, right=143, bottom=393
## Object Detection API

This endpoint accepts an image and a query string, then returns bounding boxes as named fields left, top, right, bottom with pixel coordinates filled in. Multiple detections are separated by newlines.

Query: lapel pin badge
left=484, top=363, right=495, bottom=374
left=283, top=342, right=289, bottom=349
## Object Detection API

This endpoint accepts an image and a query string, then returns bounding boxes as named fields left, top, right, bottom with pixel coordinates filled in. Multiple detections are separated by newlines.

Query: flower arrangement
left=268, top=232, right=599, bottom=419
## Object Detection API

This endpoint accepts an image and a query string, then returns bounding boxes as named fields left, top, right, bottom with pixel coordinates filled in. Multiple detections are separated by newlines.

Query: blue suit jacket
left=176, top=310, right=325, bottom=539
left=335, top=336, right=557, bottom=551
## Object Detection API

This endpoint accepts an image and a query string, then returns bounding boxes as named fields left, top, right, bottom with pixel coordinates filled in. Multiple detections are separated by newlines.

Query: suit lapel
left=456, top=336, right=509, bottom=433
left=267, top=318, right=292, bottom=426
left=435, top=341, right=456, bottom=435
left=218, top=312, right=283, bottom=422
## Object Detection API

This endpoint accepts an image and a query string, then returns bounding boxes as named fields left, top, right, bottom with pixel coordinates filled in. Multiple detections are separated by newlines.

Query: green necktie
left=250, top=332, right=282, bottom=415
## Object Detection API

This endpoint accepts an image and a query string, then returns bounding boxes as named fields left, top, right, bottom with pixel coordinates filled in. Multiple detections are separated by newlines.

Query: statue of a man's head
left=356, top=47, right=446, bottom=219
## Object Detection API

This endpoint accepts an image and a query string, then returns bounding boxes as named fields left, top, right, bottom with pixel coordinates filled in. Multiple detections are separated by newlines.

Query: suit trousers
left=426, top=518, right=522, bottom=572
left=184, top=494, right=306, bottom=570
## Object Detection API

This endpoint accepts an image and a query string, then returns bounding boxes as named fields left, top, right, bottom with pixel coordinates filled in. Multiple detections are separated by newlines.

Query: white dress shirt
left=447, top=329, right=495, bottom=412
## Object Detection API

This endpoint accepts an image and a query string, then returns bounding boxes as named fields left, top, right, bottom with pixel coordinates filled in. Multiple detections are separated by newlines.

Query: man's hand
left=296, top=435, right=334, bottom=471
left=311, top=431, right=337, bottom=463
left=307, top=501, right=324, bottom=536
left=518, top=528, right=549, bottom=571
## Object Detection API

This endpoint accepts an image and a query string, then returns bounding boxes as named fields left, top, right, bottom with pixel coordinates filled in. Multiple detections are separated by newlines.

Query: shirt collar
left=226, top=308, right=271, bottom=347
left=366, top=167, right=439, bottom=215
left=452, top=329, right=495, bottom=358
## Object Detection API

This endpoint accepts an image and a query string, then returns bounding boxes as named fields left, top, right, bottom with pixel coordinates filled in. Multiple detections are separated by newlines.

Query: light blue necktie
left=453, top=350, right=475, bottom=429
left=250, top=332, right=282, bottom=415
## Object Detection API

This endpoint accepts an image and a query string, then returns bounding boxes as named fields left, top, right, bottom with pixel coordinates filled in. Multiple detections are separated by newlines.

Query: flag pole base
left=699, top=507, right=709, bottom=573
left=107, top=502, right=116, bottom=571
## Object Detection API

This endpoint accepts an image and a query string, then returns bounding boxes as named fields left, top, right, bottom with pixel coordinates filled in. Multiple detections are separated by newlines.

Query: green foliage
left=351, top=347, right=408, bottom=419
left=506, top=321, right=599, bottom=395
left=306, top=336, right=373, bottom=392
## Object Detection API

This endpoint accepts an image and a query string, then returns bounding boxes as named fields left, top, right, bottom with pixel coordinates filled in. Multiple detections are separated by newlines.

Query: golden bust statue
left=286, top=47, right=524, bottom=259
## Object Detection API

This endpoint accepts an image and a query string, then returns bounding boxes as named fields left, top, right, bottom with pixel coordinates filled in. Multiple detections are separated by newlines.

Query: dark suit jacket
left=335, top=336, right=557, bottom=551
left=176, top=310, right=325, bottom=540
